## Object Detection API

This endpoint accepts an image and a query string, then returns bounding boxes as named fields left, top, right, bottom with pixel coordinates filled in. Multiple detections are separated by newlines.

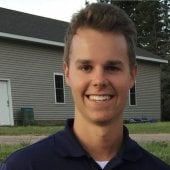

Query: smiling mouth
left=86, top=95, right=113, bottom=101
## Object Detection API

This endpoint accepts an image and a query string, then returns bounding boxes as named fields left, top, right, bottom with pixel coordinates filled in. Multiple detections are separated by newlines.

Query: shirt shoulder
left=0, top=133, right=60, bottom=170
left=122, top=127, right=170, bottom=170
left=0, top=120, right=85, bottom=170
left=137, top=145, right=170, bottom=170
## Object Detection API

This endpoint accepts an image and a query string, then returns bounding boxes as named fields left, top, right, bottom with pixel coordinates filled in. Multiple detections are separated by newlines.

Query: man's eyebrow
left=75, top=59, right=123, bottom=66
left=105, top=60, right=123, bottom=66
left=75, top=59, right=92, bottom=65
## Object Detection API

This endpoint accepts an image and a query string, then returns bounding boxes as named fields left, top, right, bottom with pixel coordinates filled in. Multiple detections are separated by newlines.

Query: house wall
left=124, top=60, right=161, bottom=120
left=0, top=38, right=74, bottom=125
left=0, top=38, right=162, bottom=125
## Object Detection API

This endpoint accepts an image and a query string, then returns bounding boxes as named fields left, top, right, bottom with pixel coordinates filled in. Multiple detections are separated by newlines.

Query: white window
left=54, top=73, right=65, bottom=103
left=129, top=83, right=136, bottom=106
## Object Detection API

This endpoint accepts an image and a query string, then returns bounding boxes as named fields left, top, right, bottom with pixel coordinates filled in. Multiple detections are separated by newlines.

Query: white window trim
left=129, top=82, right=137, bottom=106
left=53, top=73, right=65, bottom=104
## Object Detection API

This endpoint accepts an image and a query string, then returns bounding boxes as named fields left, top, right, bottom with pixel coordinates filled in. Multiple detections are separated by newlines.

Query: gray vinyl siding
left=0, top=37, right=162, bottom=124
left=124, top=60, right=161, bottom=120
left=0, top=38, right=74, bottom=124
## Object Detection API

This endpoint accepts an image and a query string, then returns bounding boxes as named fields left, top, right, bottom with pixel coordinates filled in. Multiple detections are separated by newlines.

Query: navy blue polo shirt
left=1, top=119, right=170, bottom=170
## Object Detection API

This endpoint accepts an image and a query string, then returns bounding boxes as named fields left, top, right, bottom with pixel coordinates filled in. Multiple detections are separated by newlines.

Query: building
left=0, top=7, right=168, bottom=125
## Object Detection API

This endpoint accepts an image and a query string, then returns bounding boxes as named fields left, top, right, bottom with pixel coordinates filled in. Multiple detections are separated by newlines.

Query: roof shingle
left=0, top=7, right=69, bottom=43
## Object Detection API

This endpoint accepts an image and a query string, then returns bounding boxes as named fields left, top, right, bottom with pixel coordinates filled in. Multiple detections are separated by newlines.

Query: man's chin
left=92, top=118, right=114, bottom=127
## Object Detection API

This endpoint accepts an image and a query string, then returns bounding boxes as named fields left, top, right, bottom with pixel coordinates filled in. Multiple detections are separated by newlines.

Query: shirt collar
left=54, top=119, right=86, bottom=157
left=120, top=126, right=143, bottom=162
left=106, top=126, right=143, bottom=169
left=54, top=119, right=143, bottom=162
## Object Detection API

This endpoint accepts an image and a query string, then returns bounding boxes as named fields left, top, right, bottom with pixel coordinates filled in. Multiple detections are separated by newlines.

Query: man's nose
left=92, top=69, right=109, bottom=88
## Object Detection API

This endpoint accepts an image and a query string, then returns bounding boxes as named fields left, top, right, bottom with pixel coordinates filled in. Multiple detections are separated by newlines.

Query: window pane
left=130, top=84, right=136, bottom=105
left=55, top=75, right=63, bottom=88
left=130, top=94, right=136, bottom=105
left=130, top=85, right=135, bottom=93
left=55, top=74, right=64, bottom=103
left=56, top=89, right=64, bottom=103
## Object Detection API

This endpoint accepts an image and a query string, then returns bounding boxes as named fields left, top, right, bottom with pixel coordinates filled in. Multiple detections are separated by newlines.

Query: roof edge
left=136, top=55, right=168, bottom=64
left=0, top=32, right=168, bottom=64
left=0, top=32, right=65, bottom=47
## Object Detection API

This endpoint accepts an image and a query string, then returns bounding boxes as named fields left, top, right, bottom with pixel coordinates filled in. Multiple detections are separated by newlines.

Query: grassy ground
left=0, top=122, right=170, bottom=165
left=0, top=125, right=63, bottom=136
left=0, top=122, right=170, bottom=135
left=126, top=122, right=170, bottom=134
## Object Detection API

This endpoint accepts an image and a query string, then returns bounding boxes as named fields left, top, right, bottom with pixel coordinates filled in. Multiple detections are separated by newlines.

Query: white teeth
left=88, top=95, right=111, bottom=101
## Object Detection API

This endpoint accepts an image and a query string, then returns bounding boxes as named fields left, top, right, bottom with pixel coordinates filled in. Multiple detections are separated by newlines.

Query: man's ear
left=64, top=63, right=70, bottom=86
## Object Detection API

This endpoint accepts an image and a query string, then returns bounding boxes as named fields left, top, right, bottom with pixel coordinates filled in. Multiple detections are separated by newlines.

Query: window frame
left=54, top=73, right=65, bottom=104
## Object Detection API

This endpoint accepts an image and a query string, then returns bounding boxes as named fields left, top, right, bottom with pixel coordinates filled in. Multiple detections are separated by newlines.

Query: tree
left=85, top=0, right=90, bottom=6
left=98, top=1, right=164, bottom=55
left=160, top=0, right=170, bottom=120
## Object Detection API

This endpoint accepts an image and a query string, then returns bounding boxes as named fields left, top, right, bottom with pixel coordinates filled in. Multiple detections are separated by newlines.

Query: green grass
left=0, top=122, right=169, bottom=135
left=0, top=142, right=170, bottom=165
left=0, top=125, right=63, bottom=136
left=126, top=122, right=170, bottom=134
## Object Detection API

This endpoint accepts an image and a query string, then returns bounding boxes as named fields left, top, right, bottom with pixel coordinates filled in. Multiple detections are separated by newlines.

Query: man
left=1, top=3, right=170, bottom=170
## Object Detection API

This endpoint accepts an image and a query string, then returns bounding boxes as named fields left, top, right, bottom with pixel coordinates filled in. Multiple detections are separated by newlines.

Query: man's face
left=64, top=28, right=137, bottom=125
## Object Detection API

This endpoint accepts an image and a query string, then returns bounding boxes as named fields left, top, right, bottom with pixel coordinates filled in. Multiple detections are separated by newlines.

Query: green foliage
left=98, top=0, right=169, bottom=56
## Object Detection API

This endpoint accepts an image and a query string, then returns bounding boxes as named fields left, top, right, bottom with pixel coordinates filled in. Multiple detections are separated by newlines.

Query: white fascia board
left=0, top=32, right=65, bottom=47
left=136, top=55, right=168, bottom=64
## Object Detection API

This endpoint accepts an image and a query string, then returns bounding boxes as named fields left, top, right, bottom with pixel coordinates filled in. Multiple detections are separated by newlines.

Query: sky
left=0, top=0, right=97, bottom=22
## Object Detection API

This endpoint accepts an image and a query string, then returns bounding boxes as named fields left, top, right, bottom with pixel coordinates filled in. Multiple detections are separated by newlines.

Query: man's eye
left=80, top=65, right=92, bottom=72
left=105, top=66, right=120, bottom=72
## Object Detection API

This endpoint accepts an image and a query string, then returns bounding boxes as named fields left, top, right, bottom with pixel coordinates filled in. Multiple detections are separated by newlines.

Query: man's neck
left=73, top=118, right=124, bottom=161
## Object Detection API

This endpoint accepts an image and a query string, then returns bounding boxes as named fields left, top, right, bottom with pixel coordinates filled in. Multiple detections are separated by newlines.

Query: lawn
left=0, top=125, right=63, bottom=136
left=0, top=122, right=170, bottom=165
left=126, top=122, right=170, bottom=134
left=0, top=122, right=170, bottom=135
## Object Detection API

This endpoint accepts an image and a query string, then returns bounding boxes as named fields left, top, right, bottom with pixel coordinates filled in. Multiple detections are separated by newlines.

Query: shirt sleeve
left=0, top=163, right=7, bottom=170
